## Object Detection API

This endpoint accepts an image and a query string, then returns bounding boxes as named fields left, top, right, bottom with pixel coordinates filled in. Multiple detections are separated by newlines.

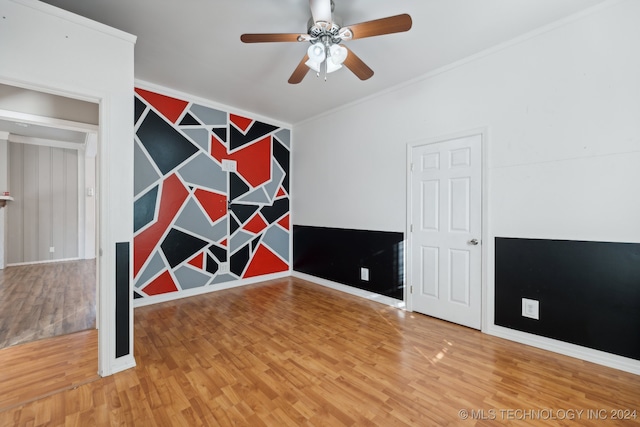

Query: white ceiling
left=39, top=0, right=607, bottom=125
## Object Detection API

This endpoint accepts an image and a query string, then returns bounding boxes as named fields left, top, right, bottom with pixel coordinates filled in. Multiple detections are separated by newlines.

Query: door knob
left=468, top=238, right=479, bottom=245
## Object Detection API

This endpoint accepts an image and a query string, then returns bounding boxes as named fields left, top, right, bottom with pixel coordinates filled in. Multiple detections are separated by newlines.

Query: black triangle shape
left=229, top=214, right=240, bottom=236
left=206, top=254, right=219, bottom=274
left=134, top=96, right=146, bottom=125
left=230, top=244, right=250, bottom=276
left=230, top=203, right=260, bottom=224
left=212, top=127, right=227, bottom=143
left=134, top=291, right=144, bottom=299
left=161, top=228, right=209, bottom=268
left=179, top=113, right=200, bottom=126
left=273, top=138, right=290, bottom=193
left=251, top=235, right=262, bottom=253
left=230, top=172, right=250, bottom=201
left=229, top=121, right=279, bottom=151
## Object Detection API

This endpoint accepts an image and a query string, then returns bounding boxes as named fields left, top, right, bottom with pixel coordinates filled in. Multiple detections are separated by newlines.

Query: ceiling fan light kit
left=240, top=0, right=411, bottom=84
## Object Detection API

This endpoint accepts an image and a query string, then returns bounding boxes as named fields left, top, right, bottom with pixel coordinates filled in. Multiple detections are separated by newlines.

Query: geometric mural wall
left=133, top=87, right=291, bottom=300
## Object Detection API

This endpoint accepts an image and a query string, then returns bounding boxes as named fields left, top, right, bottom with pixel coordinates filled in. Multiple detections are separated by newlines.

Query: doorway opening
left=0, top=83, right=101, bottom=405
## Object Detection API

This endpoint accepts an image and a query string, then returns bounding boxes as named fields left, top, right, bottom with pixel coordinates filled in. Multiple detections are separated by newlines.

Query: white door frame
left=405, top=128, right=490, bottom=332
left=0, top=79, right=112, bottom=373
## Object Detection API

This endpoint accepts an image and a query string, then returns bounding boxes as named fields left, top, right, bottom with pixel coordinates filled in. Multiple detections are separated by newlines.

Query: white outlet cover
left=221, top=159, right=237, bottom=172
left=522, top=298, right=539, bottom=320
left=360, top=267, right=369, bottom=281
left=219, top=262, right=230, bottom=274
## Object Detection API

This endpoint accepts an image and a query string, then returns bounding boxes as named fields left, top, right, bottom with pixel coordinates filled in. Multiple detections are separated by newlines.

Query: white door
left=408, top=134, right=482, bottom=329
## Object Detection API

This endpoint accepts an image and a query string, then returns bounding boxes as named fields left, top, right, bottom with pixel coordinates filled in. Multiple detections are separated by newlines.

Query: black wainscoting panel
left=293, top=226, right=404, bottom=300
left=495, top=237, right=640, bottom=360
left=115, top=242, right=130, bottom=358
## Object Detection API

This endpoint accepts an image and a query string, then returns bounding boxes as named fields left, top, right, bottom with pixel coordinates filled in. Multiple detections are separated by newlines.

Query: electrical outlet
left=360, top=267, right=369, bottom=281
left=49, top=246, right=55, bottom=253
left=522, top=298, right=539, bottom=320
left=219, top=262, right=230, bottom=274
left=221, top=159, right=237, bottom=172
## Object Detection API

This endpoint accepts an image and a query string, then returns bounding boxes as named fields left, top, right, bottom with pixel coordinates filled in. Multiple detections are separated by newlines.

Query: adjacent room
left=0, top=0, right=638, bottom=424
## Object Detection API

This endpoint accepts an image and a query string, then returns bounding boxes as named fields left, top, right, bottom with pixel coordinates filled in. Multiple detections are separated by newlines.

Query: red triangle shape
left=143, top=271, right=178, bottom=296
left=194, top=189, right=227, bottom=223
left=210, top=135, right=228, bottom=163
left=244, top=244, right=288, bottom=278
left=244, top=214, right=268, bottom=234
left=135, top=88, right=189, bottom=124
left=230, top=114, right=253, bottom=132
left=277, top=214, right=290, bottom=230
left=188, top=252, right=204, bottom=269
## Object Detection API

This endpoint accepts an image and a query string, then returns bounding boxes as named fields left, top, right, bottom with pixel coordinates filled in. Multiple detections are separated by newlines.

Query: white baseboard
left=133, top=271, right=291, bottom=308
left=7, top=257, right=81, bottom=267
left=486, top=324, right=640, bottom=376
left=291, top=271, right=405, bottom=309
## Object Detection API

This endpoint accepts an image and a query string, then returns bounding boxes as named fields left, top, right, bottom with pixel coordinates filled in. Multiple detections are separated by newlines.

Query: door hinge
left=410, top=286, right=413, bottom=294
left=410, top=224, right=413, bottom=233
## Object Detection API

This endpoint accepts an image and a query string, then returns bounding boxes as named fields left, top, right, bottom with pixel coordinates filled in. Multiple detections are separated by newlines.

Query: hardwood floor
left=1, top=277, right=638, bottom=426
left=0, top=260, right=96, bottom=349
left=0, top=329, right=99, bottom=412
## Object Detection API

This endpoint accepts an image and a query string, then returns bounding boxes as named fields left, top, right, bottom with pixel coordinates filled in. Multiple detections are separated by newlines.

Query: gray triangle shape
left=134, top=141, right=160, bottom=197
left=275, top=129, right=291, bottom=149
left=263, top=225, right=289, bottom=261
left=183, top=128, right=210, bottom=152
left=230, top=230, right=254, bottom=253
left=264, top=160, right=285, bottom=202
left=135, top=251, right=166, bottom=288
left=236, top=187, right=270, bottom=204
left=190, top=104, right=227, bottom=126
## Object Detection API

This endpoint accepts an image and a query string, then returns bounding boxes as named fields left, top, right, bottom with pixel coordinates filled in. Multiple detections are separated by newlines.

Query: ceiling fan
left=240, top=0, right=412, bottom=84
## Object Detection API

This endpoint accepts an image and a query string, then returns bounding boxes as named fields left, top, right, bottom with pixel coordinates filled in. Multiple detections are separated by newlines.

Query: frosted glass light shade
left=305, top=58, right=321, bottom=72
left=307, top=42, right=326, bottom=62
left=325, top=61, right=342, bottom=73
left=329, top=44, right=348, bottom=65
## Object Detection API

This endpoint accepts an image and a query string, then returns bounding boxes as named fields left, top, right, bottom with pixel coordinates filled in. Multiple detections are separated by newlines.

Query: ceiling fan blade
left=289, top=54, right=311, bottom=84
left=240, top=33, right=305, bottom=43
left=309, top=0, right=332, bottom=24
left=344, top=14, right=412, bottom=40
left=341, top=46, right=374, bottom=81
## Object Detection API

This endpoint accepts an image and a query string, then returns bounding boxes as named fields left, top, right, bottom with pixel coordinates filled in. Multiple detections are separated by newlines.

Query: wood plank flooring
left=0, top=329, right=99, bottom=412
left=0, top=260, right=96, bottom=349
left=1, top=277, right=639, bottom=426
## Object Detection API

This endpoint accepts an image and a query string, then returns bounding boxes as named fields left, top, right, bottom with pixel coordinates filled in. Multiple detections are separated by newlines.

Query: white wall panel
left=293, top=0, right=640, bottom=240
left=7, top=143, right=79, bottom=263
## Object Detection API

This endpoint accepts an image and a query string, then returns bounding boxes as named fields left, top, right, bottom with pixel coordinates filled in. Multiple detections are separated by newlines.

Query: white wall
left=0, top=0, right=136, bottom=375
left=293, top=0, right=640, bottom=371
left=294, top=0, right=639, bottom=237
